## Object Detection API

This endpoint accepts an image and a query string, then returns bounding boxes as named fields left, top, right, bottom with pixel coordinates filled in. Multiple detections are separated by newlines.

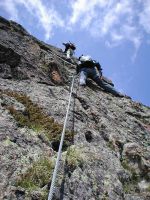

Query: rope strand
left=48, top=75, right=77, bottom=200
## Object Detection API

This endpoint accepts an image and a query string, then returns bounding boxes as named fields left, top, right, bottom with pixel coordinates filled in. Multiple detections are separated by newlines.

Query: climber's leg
left=94, top=76, right=123, bottom=96
left=70, top=49, right=74, bottom=57
left=66, top=49, right=71, bottom=59
left=79, top=68, right=87, bottom=86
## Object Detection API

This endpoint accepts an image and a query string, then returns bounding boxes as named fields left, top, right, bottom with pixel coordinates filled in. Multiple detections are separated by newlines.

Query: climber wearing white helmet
left=77, top=55, right=124, bottom=97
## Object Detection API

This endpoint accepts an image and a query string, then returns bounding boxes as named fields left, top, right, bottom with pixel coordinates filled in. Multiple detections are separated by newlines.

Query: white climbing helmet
left=79, top=55, right=92, bottom=62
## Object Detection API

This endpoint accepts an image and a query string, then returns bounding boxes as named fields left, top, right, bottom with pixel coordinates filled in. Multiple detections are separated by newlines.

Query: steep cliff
left=0, top=16, right=150, bottom=200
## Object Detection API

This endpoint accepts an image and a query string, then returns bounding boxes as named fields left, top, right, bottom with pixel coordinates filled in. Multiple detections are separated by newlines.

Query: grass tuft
left=16, top=157, right=54, bottom=190
left=1, top=89, right=74, bottom=150
left=66, top=146, right=84, bottom=172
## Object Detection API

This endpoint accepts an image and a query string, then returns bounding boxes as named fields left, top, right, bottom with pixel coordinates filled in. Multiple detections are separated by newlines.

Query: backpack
left=79, top=56, right=95, bottom=68
left=69, top=43, right=76, bottom=50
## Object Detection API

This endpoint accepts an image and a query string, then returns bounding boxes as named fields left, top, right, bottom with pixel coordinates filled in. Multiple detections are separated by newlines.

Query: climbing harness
left=48, top=74, right=77, bottom=200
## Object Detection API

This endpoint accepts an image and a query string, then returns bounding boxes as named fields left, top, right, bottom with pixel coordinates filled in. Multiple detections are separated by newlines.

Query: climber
left=77, top=55, right=124, bottom=97
left=62, top=42, right=76, bottom=59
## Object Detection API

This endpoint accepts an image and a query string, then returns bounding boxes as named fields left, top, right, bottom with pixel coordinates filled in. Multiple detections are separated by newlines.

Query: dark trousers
left=79, top=67, right=121, bottom=96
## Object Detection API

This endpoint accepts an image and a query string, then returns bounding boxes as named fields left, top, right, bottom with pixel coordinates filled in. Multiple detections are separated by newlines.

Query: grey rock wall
left=0, top=16, right=150, bottom=200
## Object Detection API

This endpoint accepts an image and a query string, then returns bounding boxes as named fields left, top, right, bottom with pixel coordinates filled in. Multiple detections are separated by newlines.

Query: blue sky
left=0, top=0, right=150, bottom=106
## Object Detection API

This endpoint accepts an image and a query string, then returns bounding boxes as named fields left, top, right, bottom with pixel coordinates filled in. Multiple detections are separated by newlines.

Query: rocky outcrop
left=0, top=16, right=150, bottom=200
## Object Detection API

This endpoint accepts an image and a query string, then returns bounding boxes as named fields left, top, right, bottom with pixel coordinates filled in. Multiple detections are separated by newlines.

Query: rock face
left=0, top=16, right=150, bottom=200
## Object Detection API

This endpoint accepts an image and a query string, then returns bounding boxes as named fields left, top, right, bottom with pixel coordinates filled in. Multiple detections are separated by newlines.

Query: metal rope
left=48, top=74, right=76, bottom=200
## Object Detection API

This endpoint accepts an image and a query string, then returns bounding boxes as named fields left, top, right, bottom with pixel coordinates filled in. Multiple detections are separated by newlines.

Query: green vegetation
left=147, top=185, right=150, bottom=192
left=66, top=146, right=85, bottom=171
left=0, top=89, right=75, bottom=197
left=123, top=177, right=140, bottom=194
left=16, top=157, right=54, bottom=191
left=3, top=136, right=16, bottom=146
left=1, top=89, right=74, bottom=150
left=121, top=159, right=131, bottom=171
left=122, top=160, right=139, bottom=177
left=107, top=141, right=115, bottom=151
left=39, top=190, right=49, bottom=200
left=121, top=159, right=140, bottom=193
left=102, top=191, right=109, bottom=200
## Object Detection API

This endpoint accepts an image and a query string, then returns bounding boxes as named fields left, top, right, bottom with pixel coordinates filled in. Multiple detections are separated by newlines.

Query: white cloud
left=69, top=0, right=133, bottom=33
left=0, top=0, right=18, bottom=20
left=111, top=32, right=124, bottom=42
left=139, top=0, right=150, bottom=34
left=69, top=0, right=107, bottom=27
left=122, top=25, right=142, bottom=61
left=69, top=0, right=145, bottom=60
left=0, top=0, right=64, bottom=40
left=101, top=1, right=132, bottom=35
left=105, top=24, right=142, bottom=61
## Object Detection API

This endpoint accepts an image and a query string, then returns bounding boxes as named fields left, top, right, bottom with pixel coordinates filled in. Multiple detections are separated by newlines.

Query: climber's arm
left=95, top=62, right=103, bottom=77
